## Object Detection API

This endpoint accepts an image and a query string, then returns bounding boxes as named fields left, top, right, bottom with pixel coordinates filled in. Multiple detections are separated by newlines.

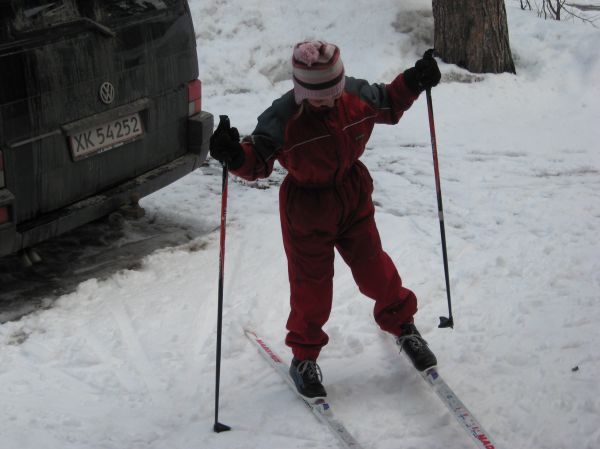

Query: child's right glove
left=209, top=116, right=245, bottom=170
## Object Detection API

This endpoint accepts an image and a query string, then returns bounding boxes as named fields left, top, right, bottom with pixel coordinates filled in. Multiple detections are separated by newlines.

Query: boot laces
left=297, top=360, right=323, bottom=384
left=396, top=334, right=428, bottom=353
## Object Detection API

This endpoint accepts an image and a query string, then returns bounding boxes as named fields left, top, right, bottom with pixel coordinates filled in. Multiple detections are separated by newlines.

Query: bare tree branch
left=562, top=5, right=600, bottom=26
left=520, top=0, right=532, bottom=10
left=523, top=0, right=598, bottom=25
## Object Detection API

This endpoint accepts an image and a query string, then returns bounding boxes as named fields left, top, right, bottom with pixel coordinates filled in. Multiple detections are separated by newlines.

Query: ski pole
left=423, top=50, right=454, bottom=329
left=214, top=115, right=232, bottom=433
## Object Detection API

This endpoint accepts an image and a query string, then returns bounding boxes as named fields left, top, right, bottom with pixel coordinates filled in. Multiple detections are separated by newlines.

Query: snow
left=1, top=1, right=600, bottom=448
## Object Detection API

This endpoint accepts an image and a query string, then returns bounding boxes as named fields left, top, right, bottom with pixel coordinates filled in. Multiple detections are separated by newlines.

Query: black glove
left=403, top=51, right=441, bottom=94
left=209, top=115, right=245, bottom=170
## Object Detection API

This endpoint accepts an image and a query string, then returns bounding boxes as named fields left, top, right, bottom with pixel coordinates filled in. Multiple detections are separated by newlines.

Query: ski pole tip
left=438, top=316, right=454, bottom=329
left=214, top=422, right=232, bottom=433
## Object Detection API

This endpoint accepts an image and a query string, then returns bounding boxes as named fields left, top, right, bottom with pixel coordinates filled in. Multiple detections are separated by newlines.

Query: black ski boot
left=289, top=358, right=327, bottom=399
left=396, top=323, right=437, bottom=371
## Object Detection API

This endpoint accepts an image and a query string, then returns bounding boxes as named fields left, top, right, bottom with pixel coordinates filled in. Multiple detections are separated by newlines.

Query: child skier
left=209, top=41, right=441, bottom=399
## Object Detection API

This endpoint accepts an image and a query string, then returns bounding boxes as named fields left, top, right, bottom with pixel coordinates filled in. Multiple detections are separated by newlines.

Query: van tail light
left=0, top=206, right=9, bottom=225
left=0, top=150, right=5, bottom=188
left=188, top=79, right=202, bottom=116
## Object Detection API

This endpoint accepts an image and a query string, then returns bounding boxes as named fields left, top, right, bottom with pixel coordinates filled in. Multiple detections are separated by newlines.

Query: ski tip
left=243, top=329, right=257, bottom=339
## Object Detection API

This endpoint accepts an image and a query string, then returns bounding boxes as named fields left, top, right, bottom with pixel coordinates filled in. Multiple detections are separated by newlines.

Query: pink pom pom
left=294, top=42, right=322, bottom=66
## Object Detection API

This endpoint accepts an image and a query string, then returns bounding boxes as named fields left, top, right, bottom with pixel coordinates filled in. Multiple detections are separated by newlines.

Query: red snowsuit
left=232, top=74, right=420, bottom=360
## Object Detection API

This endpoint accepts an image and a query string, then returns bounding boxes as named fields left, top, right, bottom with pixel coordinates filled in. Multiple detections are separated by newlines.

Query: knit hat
left=292, top=41, right=345, bottom=104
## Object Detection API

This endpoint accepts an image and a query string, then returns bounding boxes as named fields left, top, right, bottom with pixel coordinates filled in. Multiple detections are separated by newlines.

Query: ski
left=245, top=329, right=363, bottom=449
left=401, top=350, right=497, bottom=449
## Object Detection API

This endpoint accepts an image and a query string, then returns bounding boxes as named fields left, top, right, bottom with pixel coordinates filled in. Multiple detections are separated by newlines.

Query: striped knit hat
left=292, top=41, right=345, bottom=104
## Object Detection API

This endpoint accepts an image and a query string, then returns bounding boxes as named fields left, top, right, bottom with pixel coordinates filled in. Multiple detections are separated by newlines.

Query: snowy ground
left=1, top=1, right=599, bottom=448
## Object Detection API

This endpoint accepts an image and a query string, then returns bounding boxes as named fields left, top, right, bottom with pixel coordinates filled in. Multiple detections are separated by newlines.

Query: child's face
left=307, top=93, right=341, bottom=110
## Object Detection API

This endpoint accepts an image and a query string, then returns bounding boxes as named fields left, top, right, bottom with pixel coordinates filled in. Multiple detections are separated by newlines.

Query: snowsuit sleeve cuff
left=386, top=72, right=420, bottom=114
left=229, top=137, right=275, bottom=181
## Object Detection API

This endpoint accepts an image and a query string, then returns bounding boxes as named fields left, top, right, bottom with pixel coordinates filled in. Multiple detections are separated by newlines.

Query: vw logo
left=99, top=82, right=115, bottom=105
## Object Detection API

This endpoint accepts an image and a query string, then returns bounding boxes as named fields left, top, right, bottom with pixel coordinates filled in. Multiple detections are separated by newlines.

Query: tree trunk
left=432, top=0, right=516, bottom=74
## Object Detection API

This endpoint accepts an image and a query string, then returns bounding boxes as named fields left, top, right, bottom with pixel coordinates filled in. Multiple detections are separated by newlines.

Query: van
left=0, top=0, right=213, bottom=259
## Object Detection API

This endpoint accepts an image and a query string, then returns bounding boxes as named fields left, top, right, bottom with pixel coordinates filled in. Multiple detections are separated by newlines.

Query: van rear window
left=0, top=3, right=14, bottom=42
left=98, top=0, right=182, bottom=21
left=4, top=0, right=182, bottom=36
left=12, top=1, right=80, bottom=33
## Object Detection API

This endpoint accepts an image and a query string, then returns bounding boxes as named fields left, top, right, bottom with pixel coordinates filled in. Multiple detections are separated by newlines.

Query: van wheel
left=108, top=211, right=125, bottom=227
left=119, top=203, right=146, bottom=220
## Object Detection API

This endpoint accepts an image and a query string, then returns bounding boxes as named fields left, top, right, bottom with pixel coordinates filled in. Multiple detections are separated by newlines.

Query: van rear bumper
left=13, top=152, right=202, bottom=253
left=1, top=111, right=214, bottom=257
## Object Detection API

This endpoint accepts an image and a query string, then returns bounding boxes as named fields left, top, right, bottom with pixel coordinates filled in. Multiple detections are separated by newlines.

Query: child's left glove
left=403, top=54, right=441, bottom=94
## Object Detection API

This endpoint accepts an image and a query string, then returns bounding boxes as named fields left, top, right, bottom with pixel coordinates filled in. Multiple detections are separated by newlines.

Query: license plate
left=69, top=113, right=143, bottom=161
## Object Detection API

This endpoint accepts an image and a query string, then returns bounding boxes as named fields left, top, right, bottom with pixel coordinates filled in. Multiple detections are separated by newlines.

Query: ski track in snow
left=1, top=1, right=600, bottom=448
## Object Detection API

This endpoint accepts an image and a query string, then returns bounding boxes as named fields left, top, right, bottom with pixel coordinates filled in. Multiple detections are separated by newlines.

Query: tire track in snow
left=106, top=295, right=170, bottom=409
